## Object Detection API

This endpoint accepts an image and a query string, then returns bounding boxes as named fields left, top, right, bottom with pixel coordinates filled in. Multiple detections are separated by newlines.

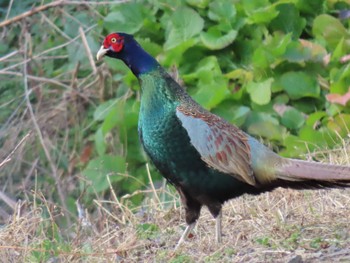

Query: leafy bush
left=88, top=0, right=350, bottom=197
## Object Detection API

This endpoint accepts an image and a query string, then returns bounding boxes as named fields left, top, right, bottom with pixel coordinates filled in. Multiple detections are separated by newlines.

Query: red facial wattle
left=97, top=33, right=125, bottom=60
left=103, top=33, right=124, bottom=52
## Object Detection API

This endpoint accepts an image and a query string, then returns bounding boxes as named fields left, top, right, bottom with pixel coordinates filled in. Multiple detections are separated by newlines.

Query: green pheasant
left=97, top=33, right=350, bottom=248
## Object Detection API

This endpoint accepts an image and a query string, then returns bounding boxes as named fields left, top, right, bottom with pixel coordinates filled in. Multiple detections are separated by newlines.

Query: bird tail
left=277, top=159, right=350, bottom=182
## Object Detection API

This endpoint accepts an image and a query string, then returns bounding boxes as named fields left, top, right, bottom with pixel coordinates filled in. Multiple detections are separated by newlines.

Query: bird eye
left=111, top=38, right=117, bottom=43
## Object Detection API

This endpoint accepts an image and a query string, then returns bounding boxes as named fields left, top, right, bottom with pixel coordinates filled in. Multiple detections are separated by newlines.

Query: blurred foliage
left=95, top=0, right=350, bottom=192
left=1, top=0, right=350, bottom=219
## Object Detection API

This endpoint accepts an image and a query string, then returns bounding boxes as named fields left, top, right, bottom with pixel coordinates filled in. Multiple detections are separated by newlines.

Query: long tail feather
left=277, top=159, right=350, bottom=182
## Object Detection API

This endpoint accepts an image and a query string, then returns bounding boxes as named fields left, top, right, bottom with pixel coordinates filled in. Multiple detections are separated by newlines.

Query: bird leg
left=208, top=203, right=223, bottom=244
left=215, top=210, right=222, bottom=244
left=174, top=222, right=196, bottom=250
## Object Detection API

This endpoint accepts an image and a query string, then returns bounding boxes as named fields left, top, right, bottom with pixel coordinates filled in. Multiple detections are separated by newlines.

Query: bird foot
left=174, top=222, right=196, bottom=250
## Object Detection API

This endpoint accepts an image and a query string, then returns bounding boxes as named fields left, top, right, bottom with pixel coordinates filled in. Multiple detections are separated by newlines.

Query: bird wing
left=176, top=105, right=256, bottom=186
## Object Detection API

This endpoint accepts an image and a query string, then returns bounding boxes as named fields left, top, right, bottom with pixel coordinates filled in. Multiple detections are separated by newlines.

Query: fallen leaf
left=80, top=143, right=93, bottom=164
left=326, top=89, right=350, bottom=105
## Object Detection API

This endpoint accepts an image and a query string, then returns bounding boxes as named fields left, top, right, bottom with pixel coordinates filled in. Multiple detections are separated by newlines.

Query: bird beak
left=96, top=46, right=109, bottom=61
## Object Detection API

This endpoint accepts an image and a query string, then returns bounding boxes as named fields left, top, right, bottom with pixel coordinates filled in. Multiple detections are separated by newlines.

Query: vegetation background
left=0, top=0, right=350, bottom=261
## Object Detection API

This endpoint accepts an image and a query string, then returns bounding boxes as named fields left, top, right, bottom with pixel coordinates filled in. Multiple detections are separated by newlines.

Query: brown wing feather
left=176, top=105, right=256, bottom=186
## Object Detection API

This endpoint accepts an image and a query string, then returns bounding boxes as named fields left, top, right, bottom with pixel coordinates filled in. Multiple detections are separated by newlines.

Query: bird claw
left=174, top=222, right=196, bottom=250
left=174, top=212, right=222, bottom=250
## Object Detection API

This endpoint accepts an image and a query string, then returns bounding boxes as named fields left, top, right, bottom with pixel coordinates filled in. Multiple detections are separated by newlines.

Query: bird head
left=96, top=32, right=159, bottom=75
left=96, top=32, right=129, bottom=61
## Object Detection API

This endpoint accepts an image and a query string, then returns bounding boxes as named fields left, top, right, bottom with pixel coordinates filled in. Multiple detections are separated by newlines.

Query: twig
left=41, top=13, right=72, bottom=40
left=0, top=0, right=129, bottom=28
left=0, top=70, right=71, bottom=89
left=0, top=0, right=65, bottom=28
left=5, top=0, right=14, bottom=21
left=107, top=175, right=127, bottom=224
left=79, top=26, right=97, bottom=74
left=0, top=132, right=31, bottom=169
left=0, top=190, right=17, bottom=210
left=94, top=199, right=126, bottom=225
left=0, top=50, right=19, bottom=62
left=146, top=163, right=162, bottom=207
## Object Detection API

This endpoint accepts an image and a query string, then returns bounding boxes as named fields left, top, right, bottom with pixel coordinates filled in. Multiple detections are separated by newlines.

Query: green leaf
left=186, top=56, right=229, bottom=109
left=270, top=4, right=306, bottom=39
left=281, top=125, right=336, bottom=157
left=82, top=155, right=126, bottom=193
left=104, top=3, right=145, bottom=34
left=93, top=100, right=117, bottom=121
left=192, top=74, right=228, bottom=109
left=284, top=39, right=327, bottom=63
left=331, top=38, right=346, bottom=62
left=101, top=99, right=139, bottom=133
left=162, top=39, right=198, bottom=66
left=269, top=33, right=293, bottom=57
left=64, top=13, right=90, bottom=38
left=67, top=41, right=88, bottom=65
left=299, top=126, right=333, bottom=149
left=312, top=14, right=350, bottom=50
left=246, top=112, right=286, bottom=141
left=231, top=106, right=251, bottom=126
left=95, top=128, right=106, bottom=156
left=225, top=69, right=254, bottom=85
left=208, top=1, right=236, bottom=22
left=273, top=94, right=289, bottom=104
left=278, top=72, right=320, bottom=99
left=200, top=28, right=237, bottom=50
left=281, top=134, right=309, bottom=157
left=165, top=7, right=204, bottom=50
left=101, top=104, right=122, bottom=134
left=329, top=64, right=350, bottom=94
left=136, top=223, right=160, bottom=239
left=212, top=104, right=250, bottom=126
left=243, top=1, right=279, bottom=24
left=186, top=0, right=210, bottom=9
left=252, top=33, right=292, bottom=68
left=306, top=111, right=327, bottom=127
left=246, top=78, right=273, bottom=105
left=137, top=39, right=163, bottom=57
left=327, top=114, right=350, bottom=138
left=284, top=41, right=312, bottom=62
left=248, top=121, right=285, bottom=141
left=296, top=0, right=325, bottom=15
left=281, top=108, right=305, bottom=130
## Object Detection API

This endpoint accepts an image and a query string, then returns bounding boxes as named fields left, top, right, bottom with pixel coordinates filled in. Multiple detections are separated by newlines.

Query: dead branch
left=0, top=0, right=65, bottom=28
left=0, top=0, right=129, bottom=28
left=79, top=26, right=97, bottom=74
left=0, top=132, right=31, bottom=169
left=0, top=191, right=16, bottom=210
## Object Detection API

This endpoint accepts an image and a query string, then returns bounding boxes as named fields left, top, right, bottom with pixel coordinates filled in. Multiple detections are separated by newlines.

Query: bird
left=96, top=32, right=350, bottom=249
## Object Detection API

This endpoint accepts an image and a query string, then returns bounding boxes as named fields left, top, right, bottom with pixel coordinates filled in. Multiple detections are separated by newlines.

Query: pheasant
left=96, top=32, right=350, bottom=248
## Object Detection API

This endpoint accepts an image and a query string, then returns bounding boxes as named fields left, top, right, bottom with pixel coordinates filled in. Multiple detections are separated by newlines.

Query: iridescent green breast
left=137, top=71, right=250, bottom=200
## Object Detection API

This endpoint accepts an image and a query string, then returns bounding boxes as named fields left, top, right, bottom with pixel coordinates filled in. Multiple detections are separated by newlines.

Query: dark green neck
left=138, top=68, right=189, bottom=106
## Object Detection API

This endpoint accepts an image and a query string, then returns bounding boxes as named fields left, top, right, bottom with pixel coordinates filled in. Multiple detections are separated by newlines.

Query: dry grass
left=1, top=146, right=350, bottom=262
left=1, top=1, right=350, bottom=262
